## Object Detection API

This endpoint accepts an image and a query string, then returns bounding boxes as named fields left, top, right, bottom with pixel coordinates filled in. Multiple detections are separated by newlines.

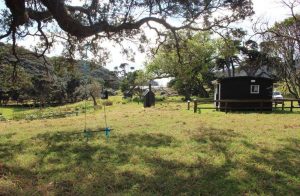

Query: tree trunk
left=90, top=94, right=97, bottom=106
left=196, top=81, right=209, bottom=98
left=230, top=58, right=235, bottom=77
left=226, top=64, right=231, bottom=77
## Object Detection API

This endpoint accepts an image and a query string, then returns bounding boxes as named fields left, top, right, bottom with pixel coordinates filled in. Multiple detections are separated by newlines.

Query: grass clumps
left=0, top=100, right=300, bottom=195
left=102, top=100, right=113, bottom=106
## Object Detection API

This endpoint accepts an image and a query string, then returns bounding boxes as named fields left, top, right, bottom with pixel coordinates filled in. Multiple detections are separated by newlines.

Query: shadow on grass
left=215, top=109, right=300, bottom=115
left=271, top=109, right=300, bottom=114
left=117, top=133, right=174, bottom=148
left=0, top=128, right=299, bottom=195
left=244, top=138, right=300, bottom=194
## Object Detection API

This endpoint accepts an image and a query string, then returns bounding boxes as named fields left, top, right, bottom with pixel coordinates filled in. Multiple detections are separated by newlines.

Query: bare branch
left=0, top=26, right=12, bottom=40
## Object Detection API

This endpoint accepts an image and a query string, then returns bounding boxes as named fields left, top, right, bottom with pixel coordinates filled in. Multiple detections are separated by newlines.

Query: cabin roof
left=143, top=89, right=155, bottom=96
left=215, top=76, right=276, bottom=83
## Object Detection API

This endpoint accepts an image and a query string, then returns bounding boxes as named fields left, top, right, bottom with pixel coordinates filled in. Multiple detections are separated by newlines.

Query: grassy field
left=0, top=97, right=300, bottom=195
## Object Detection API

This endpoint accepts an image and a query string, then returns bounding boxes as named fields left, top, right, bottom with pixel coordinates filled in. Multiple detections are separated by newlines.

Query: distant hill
left=0, top=42, right=119, bottom=105
left=0, top=42, right=118, bottom=83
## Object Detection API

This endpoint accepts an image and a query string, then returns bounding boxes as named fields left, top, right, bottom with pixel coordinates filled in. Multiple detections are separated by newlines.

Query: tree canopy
left=147, top=31, right=216, bottom=99
left=0, top=42, right=118, bottom=106
left=261, top=15, right=300, bottom=98
left=1, top=0, right=254, bottom=62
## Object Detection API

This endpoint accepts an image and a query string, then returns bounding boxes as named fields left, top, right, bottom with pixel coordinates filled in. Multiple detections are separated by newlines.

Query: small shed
left=143, top=84, right=155, bottom=108
left=100, top=90, right=109, bottom=99
left=214, top=76, right=275, bottom=111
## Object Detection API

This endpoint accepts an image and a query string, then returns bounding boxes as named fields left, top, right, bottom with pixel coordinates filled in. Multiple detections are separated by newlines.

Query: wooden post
left=193, top=99, right=198, bottom=113
left=274, top=100, right=277, bottom=109
left=282, top=100, right=285, bottom=111
left=290, top=100, right=293, bottom=112
left=225, top=102, right=228, bottom=113
left=187, top=100, right=190, bottom=110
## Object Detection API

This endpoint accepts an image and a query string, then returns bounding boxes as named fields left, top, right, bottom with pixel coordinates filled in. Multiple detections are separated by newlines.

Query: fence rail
left=187, top=99, right=300, bottom=113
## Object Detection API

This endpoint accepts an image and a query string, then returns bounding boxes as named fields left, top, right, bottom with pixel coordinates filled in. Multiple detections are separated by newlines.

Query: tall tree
left=215, top=38, right=241, bottom=77
left=262, top=16, right=300, bottom=98
left=147, top=31, right=216, bottom=99
left=237, top=40, right=278, bottom=77
left=1, top=0, right=254, bottom=67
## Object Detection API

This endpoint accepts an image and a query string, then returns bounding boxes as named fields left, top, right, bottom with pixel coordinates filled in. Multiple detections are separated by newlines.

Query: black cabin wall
left=144, top=91, right=155, bottom=107
left=218, top=77, right=274, bottom=111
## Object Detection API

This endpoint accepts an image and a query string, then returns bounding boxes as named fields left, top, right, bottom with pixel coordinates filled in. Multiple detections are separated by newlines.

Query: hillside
left=0, top=43, right=119, bottom=105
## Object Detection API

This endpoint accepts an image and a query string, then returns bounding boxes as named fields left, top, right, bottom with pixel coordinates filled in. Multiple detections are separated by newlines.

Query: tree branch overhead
left=1, top=0, right=254, bottom=63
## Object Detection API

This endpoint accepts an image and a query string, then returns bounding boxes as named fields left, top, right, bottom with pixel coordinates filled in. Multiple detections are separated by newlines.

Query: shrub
left=25, top=114, right=37, bottom=121
left=0, top=116, right=6, bottom=121
left=103, top=100, right=113, bottom=106
left=155, top=96, right=166, bottom=102
left=132, top=97, right=143, bottom=103
left=12, top=114, right=26, bottom=121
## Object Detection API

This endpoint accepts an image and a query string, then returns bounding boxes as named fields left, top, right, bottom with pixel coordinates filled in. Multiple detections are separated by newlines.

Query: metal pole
left=83, top=44, right=89, bottom=131
left=103, top=104, right=108, bottom=128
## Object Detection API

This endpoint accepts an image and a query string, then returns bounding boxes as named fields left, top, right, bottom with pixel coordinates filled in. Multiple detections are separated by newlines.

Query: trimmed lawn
left=0, top=99, right=299, bottom=195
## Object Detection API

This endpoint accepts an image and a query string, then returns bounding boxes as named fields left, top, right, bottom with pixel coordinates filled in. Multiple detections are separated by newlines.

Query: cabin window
left=250, top=85, right=260, bottom=94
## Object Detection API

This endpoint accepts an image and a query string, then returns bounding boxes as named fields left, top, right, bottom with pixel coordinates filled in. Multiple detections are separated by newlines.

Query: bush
left=12, top=113, right=26, bottom=121
left=25, top=114, right=37, bottom=121
left=103, top=100, right=113, bottom=106
left=0, top=115, right=6, bottom=121
left=132, top=96, right=143, bottom=103
left=155, top=96, right=166, bottom=102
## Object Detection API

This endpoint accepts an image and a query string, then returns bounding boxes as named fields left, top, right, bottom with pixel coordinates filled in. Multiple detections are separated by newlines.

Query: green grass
left=0, top=98, right=300, bottom=195
left=0, top=98, right=119, bottom=120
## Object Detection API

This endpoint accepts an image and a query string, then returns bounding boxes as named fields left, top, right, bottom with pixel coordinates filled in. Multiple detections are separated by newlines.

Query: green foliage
left=0, top=115, right=6, bottom=121
left=147, top=31, right=216, bottom=99
left=155, top=96, right=166, bottom=102
left=132, top=96, right=142, bottom=103
left=263, top=16, right=300, bottom=98
left=0, top=43, right=119, bottom=106
left=215, top=38, right=241, bottom=77
left=119, top=68, right=149, bottom=98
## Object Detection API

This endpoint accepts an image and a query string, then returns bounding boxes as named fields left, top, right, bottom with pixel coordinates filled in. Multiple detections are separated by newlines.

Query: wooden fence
left=187, top=99, right=300, bottom=113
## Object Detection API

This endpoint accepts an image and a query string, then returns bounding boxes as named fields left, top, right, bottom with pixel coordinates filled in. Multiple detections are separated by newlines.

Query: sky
left=108, top=0, right=299, bottom=85
left=108, top=0, right=299, bottom=71
left=0, top=0, right=299, bottom=86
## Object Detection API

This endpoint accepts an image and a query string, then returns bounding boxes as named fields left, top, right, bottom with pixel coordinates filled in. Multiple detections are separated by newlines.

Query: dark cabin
left=214, top=76, right=275, bottom=111
left=143, top=84, right=155, bottom=108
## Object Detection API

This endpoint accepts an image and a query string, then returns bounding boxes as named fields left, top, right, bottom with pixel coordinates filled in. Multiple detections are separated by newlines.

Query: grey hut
left=213, top=76, right=275, bottom=111
left=143, top=83, right=155, bottom=107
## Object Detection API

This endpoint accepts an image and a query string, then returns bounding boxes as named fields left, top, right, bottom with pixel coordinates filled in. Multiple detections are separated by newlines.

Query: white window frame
left=250, top=85, right=260, bottom=94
